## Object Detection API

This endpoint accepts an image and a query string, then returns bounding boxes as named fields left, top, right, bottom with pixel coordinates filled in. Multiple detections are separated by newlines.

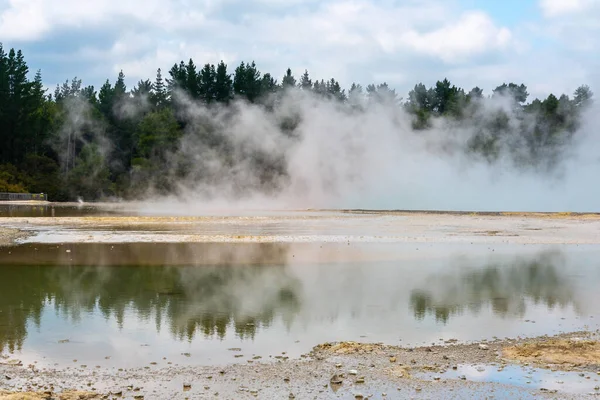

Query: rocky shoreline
left=2, top=331, right=600, bottom=399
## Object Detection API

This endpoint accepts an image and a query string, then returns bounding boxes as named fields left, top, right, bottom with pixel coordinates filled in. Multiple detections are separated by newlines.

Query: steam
left=62, top=85, right=600, bottom=212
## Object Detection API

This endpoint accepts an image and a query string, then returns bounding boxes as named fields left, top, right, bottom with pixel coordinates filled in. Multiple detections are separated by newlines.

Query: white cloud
left=539, top=0, right=596, bottom=17
left=397, top=11, right=512, bottom=63
left=1, top=0, right=598, bottom=101
left=0, top=0, right=213, bottom=40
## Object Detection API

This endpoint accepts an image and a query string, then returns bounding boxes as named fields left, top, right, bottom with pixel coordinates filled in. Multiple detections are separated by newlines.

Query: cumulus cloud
left=397, top=11, right=512, bottom=63
left=0, top=0, right=598, bottom=101
left=539, top=0, right=596, bottom=17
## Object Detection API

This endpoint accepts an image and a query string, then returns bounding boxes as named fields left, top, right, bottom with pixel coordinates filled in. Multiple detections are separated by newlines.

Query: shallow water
left=417, top=364, right=600, bottom=395
left=1, top=242, right=600, bottom=370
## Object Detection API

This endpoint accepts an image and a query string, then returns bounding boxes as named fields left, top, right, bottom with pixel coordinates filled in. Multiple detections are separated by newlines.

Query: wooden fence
left=0, top=192, right=48, bottom=201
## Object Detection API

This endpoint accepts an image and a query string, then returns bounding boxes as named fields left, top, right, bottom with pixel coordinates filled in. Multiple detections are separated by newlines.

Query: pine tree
left=198, top=63, right=216, bottom=103
left=299, top=70, right=312, bottom=90
left=214, top=61, right=233, bottom=103
left=152, top=68, right=168, bottom=109
left=185, top=59, right=199, bottom=98
left=281, top=68, right=296, bottom=89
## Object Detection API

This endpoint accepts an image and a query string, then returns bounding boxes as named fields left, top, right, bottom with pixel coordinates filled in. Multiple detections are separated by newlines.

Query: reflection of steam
left=0, top=243, right=302, bottom=353
left=409, top=251, right=577, bottom=323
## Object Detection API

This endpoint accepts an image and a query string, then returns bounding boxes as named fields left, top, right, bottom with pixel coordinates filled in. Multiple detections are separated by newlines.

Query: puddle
left=0, top=243, right=600, bottom=370
left=417, top=364, right=600, bottom=395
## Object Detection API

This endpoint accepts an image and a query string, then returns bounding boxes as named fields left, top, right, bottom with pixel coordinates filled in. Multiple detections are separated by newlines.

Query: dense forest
left=0, top=43, right=594, bottom=201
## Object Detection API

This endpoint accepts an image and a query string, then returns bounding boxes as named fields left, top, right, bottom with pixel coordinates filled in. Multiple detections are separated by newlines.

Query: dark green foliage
left=299, top=70, right=312, bottom=90
left=233, top=61, right=262, bottom=102
left=198, top=63, right=216, bottom=103
left=151, top=68, right=168, bottom=109
left=214, top=61, right=233, bottom=103
left=0, top=44, right=594, bottom=201
left=281, top=68, right=296, bottom=88
left=493, top=83, right=529, bottom=104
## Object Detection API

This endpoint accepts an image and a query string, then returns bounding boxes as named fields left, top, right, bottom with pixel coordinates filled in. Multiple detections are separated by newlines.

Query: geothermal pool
left=2, top=205, right=600, bottom=398
left=1, top=240, right=600, bottom=369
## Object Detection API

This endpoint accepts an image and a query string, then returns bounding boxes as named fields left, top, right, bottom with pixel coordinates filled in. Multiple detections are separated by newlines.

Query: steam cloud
left=59, top=87, right=600, bottom=213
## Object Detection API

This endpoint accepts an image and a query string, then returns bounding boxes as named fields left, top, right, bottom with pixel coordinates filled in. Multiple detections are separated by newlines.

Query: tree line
left=0, top=43, right=594, bottom=200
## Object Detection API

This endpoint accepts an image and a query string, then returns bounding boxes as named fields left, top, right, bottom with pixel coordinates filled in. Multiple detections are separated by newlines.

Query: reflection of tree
left=0, top=204, right=121, bottom=217
left=0, top=243, right=302, bottom=353
left=409, top=250, right=577, bottom=324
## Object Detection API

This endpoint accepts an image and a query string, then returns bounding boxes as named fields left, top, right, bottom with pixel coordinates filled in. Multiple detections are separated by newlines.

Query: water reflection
left=0, top=243, right=302, bottom=354
left=0, top=244, right=598, bottom=365
left=410, top=250, right=579, bottom=323
left=0, top=203, right=130, bottom=217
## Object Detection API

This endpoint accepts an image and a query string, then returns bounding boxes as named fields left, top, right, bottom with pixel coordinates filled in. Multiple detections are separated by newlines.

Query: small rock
left=335, top=363, right=342, bottom=368
left=356, top=377, right=365, bottom=384
left=479, top=344, right=489, bottom=350
left=183, top=383, right=192, bottom=391
left=289, top=394, right=295, bottom=399
left=354, top=395, right=364, bottom=399
left=389, top=357, right=397, bottom=363
left=349, top=369, right=358, bottom=375
left=458, top=375, right=466, bottom=380
left=442, top=355, right=449, bottom=360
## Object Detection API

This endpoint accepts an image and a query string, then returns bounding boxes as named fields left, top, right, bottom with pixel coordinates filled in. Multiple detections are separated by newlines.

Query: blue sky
left=464, top=0, right=539, bottom=26
left=0, top=0, right=598, bottom=100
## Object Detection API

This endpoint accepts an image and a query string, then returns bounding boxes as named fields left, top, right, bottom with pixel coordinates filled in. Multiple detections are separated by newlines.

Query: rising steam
left=60, top=86, right=600, bottom=213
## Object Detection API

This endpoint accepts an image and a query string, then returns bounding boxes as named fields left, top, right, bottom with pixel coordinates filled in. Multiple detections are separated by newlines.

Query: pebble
left=349, top=369, right=358, bottom=375
left=478, top=344, right=489, bottom=350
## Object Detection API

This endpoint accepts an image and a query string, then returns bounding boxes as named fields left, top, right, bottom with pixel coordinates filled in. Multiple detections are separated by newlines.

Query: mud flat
left=0, top=228, right=29, bottom=247
left=2, top=209, right=600, bottom=245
